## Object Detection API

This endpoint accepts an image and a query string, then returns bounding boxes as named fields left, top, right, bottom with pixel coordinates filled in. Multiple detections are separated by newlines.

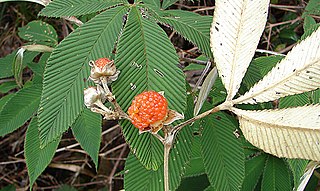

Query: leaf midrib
left=235, top=58, right=320, bottom=104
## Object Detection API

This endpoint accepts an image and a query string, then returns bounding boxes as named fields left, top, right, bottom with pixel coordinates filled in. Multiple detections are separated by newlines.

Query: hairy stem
left=164, top=142, right=171, bottom=191
left=101, top=77, right=130, bottom=120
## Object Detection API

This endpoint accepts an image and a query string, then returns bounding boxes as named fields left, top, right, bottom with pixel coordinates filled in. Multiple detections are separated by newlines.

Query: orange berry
left=95, top=58, right=112, bottom=70
left=128, top=91, right=168, bottom=131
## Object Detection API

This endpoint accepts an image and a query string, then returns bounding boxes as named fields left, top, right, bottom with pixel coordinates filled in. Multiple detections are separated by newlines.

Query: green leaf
left=279, top=92, right=310, bottom=108
left=142, top=0, right=160, bottom=8
left=18, top=20, right=58, bottom=46
left=0, top=185, right=16, bottom=191
left=159, top=13, right=213, bottom=57
left=242, top=153, right=266, bottom=191
left=0, top=94, right=14, bottom=111
left=72, top=108, right=102, bottom=169
left=287, top=159, right=309, bottom=189
left=177, top=174, right=210, bottom=191
left=162, top=0, right=178, bottom=9
left=0, top=51, right=15, bottom=78
left=28, top=52, right=51, bottom=84
left=303, top=0, right=320, bottom=17
left=242, top=56, right=283, bottom=90
left=201, top=112, right=245, bottom=191
left=124, top=152, right=187, bottom=191
left=208, top=77, right=227, bottom=106
left=39, top=0, right=125, bottom=17
left=38, top=6, right=127, bottom=147
left=113, top=6, right=186, bottom=169
left=311, top=88, right=320, bottom=104
left=184, top=135, right=205, bottom=177
left=0, top=85, right=41, bottom=136
left=0, top=81, right=18, bottom=94
left=302, top=16, right=320, bottom=40
left=183, top=63, right=206, bottom=71
left=261, top=156, right=292, bottom=191
left=204, top=185, right=215, bottom=191
left=25, top=117, right=61, bottom=190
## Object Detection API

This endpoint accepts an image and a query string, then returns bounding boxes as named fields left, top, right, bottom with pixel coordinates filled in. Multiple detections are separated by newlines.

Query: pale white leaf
left=231, top=105, right=320, bottom=161
left=210, top=0, right=270, bottom=100
left=234, top=28, right=320, bottom=104
left=194, top=67, right=218, bottom=116
left=297, top=161, right=320, bottom=191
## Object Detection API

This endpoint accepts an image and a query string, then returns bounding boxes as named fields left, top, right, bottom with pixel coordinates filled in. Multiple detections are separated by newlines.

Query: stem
left=164, top=143, right=171, bottom=191
left=101, top=77, right=130, bottom=120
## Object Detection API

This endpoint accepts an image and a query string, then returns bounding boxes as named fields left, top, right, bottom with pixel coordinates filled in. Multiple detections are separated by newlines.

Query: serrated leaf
left=39, top=0, right=125, bottom=17
left=242, top=56, right=283, bottom=90
left=201, top=112, right=245, bottom=191
left=183, top=63, right=206, bottom=71
left=72, top=108, right=102, bottom=169
left=234, top=28, right=320, bottom=104
left=0, top=85, right=41, bottom=136
left=242, top=153, right=266, bottom=191
left=112, top=6, right=186, bottom=169
left=142, top=0, right=160, bottom=8
left=303, top=0, right=320, bottom=17
left=211, top=0, right=270, bottom=100
left=261, top=156, right=292, bottom=191
left=38, top=6, right=127, bottom=147
left=232, top=105, right=320, bottom=161
left=0, top=81, right=18, bottom=94
left=161, top=0, right=178, bottom=9
left=0, top=51, right=15, bottom=78
left=287, top=159, right=309, bottom=190
left=279, top=92, right=310, bottom=108
left=302, top=16, right=320, bottom=40
left=25, top=117, right=61, bottom=190
left=177, top=175, right=210, bottom=191
left=18, top=20, right=58, bottom=46
left=160, top=13, right=213, bottom=57
left=296, top=161, right=320, bottom=191
left=0, top=94, right=14, bottom=111
left=124, top=151, right=185, bottom=191
left=184, top=136, right=205, bottom=177
left=194, top=67, right=218, bottom=116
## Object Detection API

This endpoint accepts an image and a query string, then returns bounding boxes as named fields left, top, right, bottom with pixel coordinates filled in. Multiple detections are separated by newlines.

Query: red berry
left=95, top=58, right=112, bottom=70
left=128, top=91, right=168, bottom=131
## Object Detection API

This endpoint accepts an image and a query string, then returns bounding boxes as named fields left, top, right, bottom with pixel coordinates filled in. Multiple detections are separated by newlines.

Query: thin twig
left=108, top=144, right=127, bottom=191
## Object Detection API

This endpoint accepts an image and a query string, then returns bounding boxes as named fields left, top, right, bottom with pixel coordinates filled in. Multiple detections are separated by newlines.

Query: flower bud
left=84, top=86, right=101, bottom=108
left=89, top=58, right=119, bottom=84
